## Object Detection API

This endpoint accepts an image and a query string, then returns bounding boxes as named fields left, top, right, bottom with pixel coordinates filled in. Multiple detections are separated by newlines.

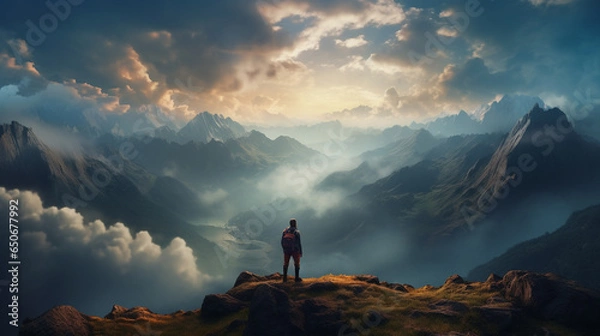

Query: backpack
left=281, top=229, right=296, bottom=253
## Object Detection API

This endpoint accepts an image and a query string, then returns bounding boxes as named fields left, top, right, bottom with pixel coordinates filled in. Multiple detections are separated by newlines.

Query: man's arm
left=296, top=231, right=302, bottom=255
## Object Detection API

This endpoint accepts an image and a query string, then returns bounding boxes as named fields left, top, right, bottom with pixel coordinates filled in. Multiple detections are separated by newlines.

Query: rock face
left=104, top=305, right=157, bottom=320
left=502, top=270, right=600, bottom=326
left=20, top=305, right=91, bottom=336
left=244, top=284, right=303, bottom=336
left=201, top=294, right=246, bottom=318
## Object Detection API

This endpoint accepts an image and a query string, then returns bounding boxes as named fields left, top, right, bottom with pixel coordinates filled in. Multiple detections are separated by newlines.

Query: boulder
left=104, top=305, right=127, bottom=319
left=234, top=271, right=267, bottom=287
left=355, top=275, right=380, bottom=284
left=486, top=273, right=502, bottom=283
left=201, top=294, right=247, bottom=318
left=243, top=284, right=303, bottom=336
left=20, top=305, right=92, bottom=336
left=104, top=306, right=156, bottom=320
left=301, top=298, right=344, bottom=335
left=444, top=274, right=465, bottom=286
left=502, top=270, right=600, bottom=326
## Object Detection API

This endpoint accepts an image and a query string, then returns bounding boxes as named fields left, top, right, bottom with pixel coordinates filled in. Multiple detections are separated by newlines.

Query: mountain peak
left=511, top=105, right=571, bottom=137
left=0, top=121, right=45, bottom=161
left=479, top=94, right=546, bottom=133
left=178, top=111, right=246, bottom=143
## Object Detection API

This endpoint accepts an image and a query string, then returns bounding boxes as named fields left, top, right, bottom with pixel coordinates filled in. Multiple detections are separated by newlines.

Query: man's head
left=290, top=218, right=297, bottom=228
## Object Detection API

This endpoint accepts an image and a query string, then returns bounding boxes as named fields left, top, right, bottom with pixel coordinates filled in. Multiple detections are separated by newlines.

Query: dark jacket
left=281, top=227, right=302, bottom=255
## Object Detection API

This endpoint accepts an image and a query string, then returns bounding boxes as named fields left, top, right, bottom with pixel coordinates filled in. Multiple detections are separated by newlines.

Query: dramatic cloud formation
left=0, top=187, right=213, bottom=318
left=0, top=0, right=598, bottom=126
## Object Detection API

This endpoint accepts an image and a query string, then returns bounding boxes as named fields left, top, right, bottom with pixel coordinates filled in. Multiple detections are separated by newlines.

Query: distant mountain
left=313, top=105, right=600, bottom=277
left=410, top=110, right=480, bottom=137
left=409, top=95, right=546, bottom=137
left=253, top=120, right=344, bottom=149
left=469, top=204, right=600, bottom=290
left=0, top=121, right=220, bottom=271
left=109, top=107, right=179, bottom=137
left=454, top=105, right=600, bottom=230
left=177, top=111, right=246, bottom=144
left=342, top=124, right=416, bottom=156
left=0, top=121, right=88, bottom=200
left=478, top=94, right=546, bottom=133
left=317, top=129, right=440, bottom=194
left=254, top=121, right=416, bottom=156
left=227, top=130, right=320, bottom=166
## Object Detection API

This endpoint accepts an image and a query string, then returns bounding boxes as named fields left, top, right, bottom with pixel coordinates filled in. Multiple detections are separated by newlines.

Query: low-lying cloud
left=0, top=187, right=214, bottom=318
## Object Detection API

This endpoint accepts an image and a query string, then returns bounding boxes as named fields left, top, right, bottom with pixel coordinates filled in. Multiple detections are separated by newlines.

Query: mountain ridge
left=20, top=270, right=600, bottom=336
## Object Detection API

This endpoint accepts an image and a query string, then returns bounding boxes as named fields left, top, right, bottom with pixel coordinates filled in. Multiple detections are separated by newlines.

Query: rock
left=381, top=282, right=409, bottom=292
left=355, top=275, right=380, bottom=284
left=20, top=305, right=92, bottom=336
left=502, top=270, right=600, bottom=326
left=227, top=286, right=256, bottom=302
left=301, top=298, right=344, bottom=336
left=444, top=274, right=465, bottom=285
left=243, top=284, right=303, bottom=336
left=104, top=305, right=127, bottom=319
left=403, top=284, right=415, bottom=292
left=201, top=294, right=247, bottom=318
left=486, top=273, right=502, bottom=283
left=234, top=271, right=267, bottom=287
left=104, top=306, right=156, bottom=320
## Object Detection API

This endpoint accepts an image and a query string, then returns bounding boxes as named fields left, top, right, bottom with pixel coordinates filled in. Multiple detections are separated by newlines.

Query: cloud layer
left=0, top=0, right=598, bottom=126
left=0, top=187, right=212, bottom=318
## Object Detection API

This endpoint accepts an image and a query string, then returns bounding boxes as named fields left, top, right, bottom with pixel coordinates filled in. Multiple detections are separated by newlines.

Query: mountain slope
left=0, top=121, right=220, bottom=271
left=177, top=111, right=246, bottom=144
left=317, top=129, right=440, bottom=194
left=469, top=204, right=600, bottom=290
left=479, top=94, right=546, bottom=133
left=20, top=271, right=600, bottom=336
left=411, top=110, right=480, bottom=136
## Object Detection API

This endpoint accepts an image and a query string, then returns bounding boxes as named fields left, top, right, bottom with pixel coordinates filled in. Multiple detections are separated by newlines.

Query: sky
left=0, top=0, right=599, bottom=127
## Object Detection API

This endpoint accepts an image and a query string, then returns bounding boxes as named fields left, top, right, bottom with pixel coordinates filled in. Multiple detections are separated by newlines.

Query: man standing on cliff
left=281, top=218, right=303, bottom=282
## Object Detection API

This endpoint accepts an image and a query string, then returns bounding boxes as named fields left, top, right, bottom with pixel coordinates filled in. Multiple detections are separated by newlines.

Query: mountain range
left=410, top=94, right=546, bottom=137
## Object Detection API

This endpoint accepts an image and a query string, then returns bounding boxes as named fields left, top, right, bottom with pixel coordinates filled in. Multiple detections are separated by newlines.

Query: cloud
left=335, top=35, right=368, bottom=48
left=0, top=187, right=212, bottom=317
left=384, top=87, right=401, bottom=108
left=437, top=57, right=524, bottom=102
left=260, top=0, right=405, bottom=58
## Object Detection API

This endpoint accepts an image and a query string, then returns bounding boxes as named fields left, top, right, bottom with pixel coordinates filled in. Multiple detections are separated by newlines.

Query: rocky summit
left=20, top=270, right=600, bottom=336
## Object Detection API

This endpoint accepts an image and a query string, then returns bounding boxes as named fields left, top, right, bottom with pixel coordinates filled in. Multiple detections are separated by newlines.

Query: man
left=281, top=218, right=303, bottom=282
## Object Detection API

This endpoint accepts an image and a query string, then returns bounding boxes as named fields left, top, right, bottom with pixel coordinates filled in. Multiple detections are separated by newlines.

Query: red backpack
left=282, top=230, right=296, bottom=253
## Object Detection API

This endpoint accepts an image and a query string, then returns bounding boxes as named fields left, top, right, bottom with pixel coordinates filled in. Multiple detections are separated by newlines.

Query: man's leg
left=293, top=252, right=302, bottom=282
left=283, top=253, right=291, bottom=282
